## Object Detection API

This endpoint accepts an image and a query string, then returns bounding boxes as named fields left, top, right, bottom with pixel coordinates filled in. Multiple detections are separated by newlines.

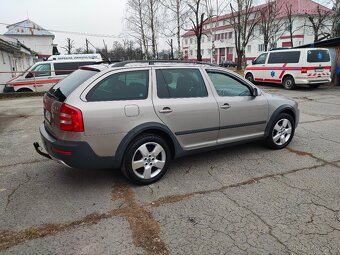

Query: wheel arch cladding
left=114, top=122, right=183, bottom=167
left=264, top=105, right=296, bottom=137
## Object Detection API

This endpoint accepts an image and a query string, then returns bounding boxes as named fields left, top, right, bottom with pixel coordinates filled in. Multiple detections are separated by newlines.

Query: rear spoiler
left=79, top=66, right=102, bottom=72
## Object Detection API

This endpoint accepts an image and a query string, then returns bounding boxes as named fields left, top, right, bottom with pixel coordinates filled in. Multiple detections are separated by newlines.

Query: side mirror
left=253, top=87, right=259, bottom=97
left=26, top=72, right=34, bottom=79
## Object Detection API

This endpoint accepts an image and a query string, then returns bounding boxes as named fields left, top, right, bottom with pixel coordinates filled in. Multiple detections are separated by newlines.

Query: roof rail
left=110, top=60, right=218, bottom=67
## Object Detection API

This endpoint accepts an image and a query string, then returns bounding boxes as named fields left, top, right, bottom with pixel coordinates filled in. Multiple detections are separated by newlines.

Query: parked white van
left=3, top=54, right=102, bottom=93
left=244, top=48, right=331, bottom=89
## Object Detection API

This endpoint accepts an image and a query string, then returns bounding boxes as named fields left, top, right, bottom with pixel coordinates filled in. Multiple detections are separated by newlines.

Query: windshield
left=48, top=69, right=98, bottom=102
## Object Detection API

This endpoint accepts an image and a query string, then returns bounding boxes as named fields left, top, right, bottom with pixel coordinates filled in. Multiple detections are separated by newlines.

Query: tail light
left=60, top=103, right=84, bottom=132
left=301, top=67, right=308, bottom=74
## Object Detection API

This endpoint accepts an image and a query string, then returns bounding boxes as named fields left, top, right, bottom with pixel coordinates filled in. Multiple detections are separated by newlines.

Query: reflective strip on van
left=12, top=79, right=61, bottom=87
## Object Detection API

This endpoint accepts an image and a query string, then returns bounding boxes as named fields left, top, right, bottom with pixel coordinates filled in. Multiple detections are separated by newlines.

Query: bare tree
left=284, top=3, right=303, bottom=47
left=229, top=0, right=259, bottom=70
left=258, top=0, right=285, bottom=51
left=147, top=0, right=160, bottom=59
left=62, top=38, right=74, bottom=54
left=306, top=5, right=332, bottom=42
left=126, top=0, right=150, bottom=59
left=331, top=0, right=340, bottom=37
left=205, top=0, right=229, bottom=63
left=161, top=0, right=189, bottom=59
left=188, top=0, right=207, bottom=61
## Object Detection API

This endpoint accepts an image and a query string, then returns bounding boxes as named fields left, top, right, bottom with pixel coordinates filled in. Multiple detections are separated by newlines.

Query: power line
left=0, top=22, right=126, bottom=38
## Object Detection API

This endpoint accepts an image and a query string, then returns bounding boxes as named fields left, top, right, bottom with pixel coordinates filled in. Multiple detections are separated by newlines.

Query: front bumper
left=3, top=86, right=15, bottom=93
left=37, top=124, right=119, bottom=169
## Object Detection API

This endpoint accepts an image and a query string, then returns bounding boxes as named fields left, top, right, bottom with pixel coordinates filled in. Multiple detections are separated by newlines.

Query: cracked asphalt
left=0, top=85, right=340, bottom=255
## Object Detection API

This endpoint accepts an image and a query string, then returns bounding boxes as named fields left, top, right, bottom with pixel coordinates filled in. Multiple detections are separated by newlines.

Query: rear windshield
left=307, top=50, right=330, bottom=63
left=268, top=51, right=300, bottom=64
left=48, top=69, right=97, bottom=102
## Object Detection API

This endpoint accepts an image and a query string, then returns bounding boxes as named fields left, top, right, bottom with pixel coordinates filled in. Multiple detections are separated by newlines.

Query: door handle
left=159, top=107, right=173, bottom=114
left=220, top=103, right=231, bottom=109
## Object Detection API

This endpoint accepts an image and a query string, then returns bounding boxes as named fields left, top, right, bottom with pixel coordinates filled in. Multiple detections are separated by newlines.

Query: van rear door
left=305, top=49, right=331, bottom=79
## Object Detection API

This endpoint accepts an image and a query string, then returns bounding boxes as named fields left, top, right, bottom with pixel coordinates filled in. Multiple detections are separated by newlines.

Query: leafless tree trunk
left=306, top=5, right=332, bottom=42
left=331, top=0, right=340, bottom=37
left=229, top=0, right=259, bottom=70
left=188, top=0, right=207, bottom=61
left=126, top=0, right=149, bottom=59
left=62, top=38, right=74, bottom=54
left=147, top=0, right=159, bottom=59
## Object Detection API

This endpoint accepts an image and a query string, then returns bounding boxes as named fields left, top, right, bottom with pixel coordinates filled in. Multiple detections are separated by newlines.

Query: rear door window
left=86, top=70, right=149, bottom=101
left=307, top=50, right=330, bottom=63
left=268, top=51, right=300, bottom=64
left=156, top=68, right=208, bottom=98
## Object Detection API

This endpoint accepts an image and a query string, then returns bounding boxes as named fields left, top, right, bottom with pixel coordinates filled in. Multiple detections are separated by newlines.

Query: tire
left=266, top=113, right=295, bottom=149
left=245, top=73, right=255, bottom=84
left=122, top=134, right=171, bottom=185
left=282, top=76, right=296, bottom=90
left=309, top=84, right=320, bottom=89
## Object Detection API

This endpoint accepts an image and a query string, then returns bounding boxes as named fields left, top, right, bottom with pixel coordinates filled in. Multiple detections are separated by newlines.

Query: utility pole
left=85, top=38, right=89, bottom=54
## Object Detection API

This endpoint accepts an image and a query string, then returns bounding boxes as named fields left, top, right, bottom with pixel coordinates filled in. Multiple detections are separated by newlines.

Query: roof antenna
left=26, top=11, right=29, bottom=20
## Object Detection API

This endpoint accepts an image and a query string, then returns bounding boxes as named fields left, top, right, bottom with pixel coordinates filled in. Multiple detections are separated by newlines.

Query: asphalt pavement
left=0, top=85, right=340, bottom=255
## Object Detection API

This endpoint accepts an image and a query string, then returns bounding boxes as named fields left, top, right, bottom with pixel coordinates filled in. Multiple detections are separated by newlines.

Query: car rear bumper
left=295, top=77, right=331, bottom=84
left=38, top=124, right=119, bottom=169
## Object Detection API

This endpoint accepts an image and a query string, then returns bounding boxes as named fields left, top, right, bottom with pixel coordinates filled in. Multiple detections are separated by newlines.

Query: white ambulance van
left=3, top=54, right=102, bottom=93
left=244, top=48, right=331, bottom=89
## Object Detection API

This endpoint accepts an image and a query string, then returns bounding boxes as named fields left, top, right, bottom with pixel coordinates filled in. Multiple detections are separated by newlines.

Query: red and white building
left=182, top=0, right=333, bottom=65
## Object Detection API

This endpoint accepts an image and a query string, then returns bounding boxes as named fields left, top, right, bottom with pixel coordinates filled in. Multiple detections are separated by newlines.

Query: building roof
left=4, top=19, right=55, bottom=39
left=294, top=36, right=340, bottom=48
left=0, top=35, right=33, bottom=55
left=182, top=0, right=333, bottom=37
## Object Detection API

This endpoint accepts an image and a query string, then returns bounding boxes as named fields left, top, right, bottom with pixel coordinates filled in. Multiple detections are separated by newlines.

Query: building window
left=208, top=49, right=212, bottom=55
left=223, top=20, right=226, bottom=25
left=208, top=36, right=211, bottom=42
left=258, top=44, right=265, bottom=52
left=270, top=42, right=277, bottom=49
left=247, top=45, right=251, bottom=53
left=202, top=36, right=205, bottom=43
left=190, top=38, right=193, bottom=44
left=221, top=33, right=224, bottom=40
left=201, top=49, right=204, bottom=55
left=185, top=39, right=188, bottom=45
left=229, top=32, right=232, bottom=39
left=190, top=50, right=193, bottom=56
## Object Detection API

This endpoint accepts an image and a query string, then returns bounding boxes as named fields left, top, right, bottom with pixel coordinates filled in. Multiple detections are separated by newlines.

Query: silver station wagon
left=34, top=61, right=299, bottom=185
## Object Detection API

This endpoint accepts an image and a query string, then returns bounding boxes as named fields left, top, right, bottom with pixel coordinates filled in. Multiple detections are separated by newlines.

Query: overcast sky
left=0, top=0, right=129, bottom=54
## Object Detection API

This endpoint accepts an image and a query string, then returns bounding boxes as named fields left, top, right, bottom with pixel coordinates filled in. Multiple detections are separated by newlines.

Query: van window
left=253, top=53, right=267, bottom=65
left=87, top=70, right=149, bottom=101
left=55, top=62, right=97, bottom=75
left=54, top=62, right=78, bottom=75
left=307, top=50, right=330, bottom=63
left=156, top=68, right=208, bottom=98
left=268, top=51, right=300, bottom=64
left=31, top=63, right=51, bottom=77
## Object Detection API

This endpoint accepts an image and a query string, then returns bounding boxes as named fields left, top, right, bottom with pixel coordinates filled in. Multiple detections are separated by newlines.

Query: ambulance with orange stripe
left=244, top=48, right=331, bottom=90
left=3, top=54, right=102, bottom=93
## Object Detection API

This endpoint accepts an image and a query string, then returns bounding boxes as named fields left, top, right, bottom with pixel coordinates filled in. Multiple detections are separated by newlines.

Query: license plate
left=315, top=68, right=324, bottom=72
left=44, top=110, right=51, bottom=123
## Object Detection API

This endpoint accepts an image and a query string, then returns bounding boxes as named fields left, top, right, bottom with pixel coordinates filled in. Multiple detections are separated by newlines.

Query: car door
left=251, top=53, right=268, bottom=82
left=205, top=70, right=269, bottom=144
left=152, top=67, right=219, bottom=150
